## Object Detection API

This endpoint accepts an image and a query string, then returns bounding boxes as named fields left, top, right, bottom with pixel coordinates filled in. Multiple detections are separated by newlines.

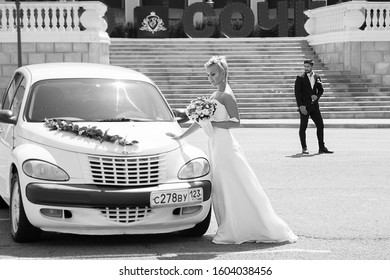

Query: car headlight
left=178, top=158, right=210, bottom=180
left=22, top=160, right=70, bottom=181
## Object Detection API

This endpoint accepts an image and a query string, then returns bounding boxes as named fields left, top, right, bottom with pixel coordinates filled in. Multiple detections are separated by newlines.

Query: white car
left=0, top=63, right=212, bottom=242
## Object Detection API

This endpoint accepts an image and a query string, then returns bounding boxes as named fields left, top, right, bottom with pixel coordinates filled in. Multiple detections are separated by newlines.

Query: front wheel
left=179, top=208, right=211, bottom=237
left=10, top=173, right=41, bottom=243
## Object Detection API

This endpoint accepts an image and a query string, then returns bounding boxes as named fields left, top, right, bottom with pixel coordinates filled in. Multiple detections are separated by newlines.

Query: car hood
left=18, top=122, right=183, bottom=156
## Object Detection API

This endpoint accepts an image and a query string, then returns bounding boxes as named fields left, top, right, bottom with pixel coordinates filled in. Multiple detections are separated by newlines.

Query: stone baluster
left=8, top=6, right=14, bottom=31
left=377, top=6, right=384, bottom=30
left=58, top=6, right=65, bottom=31
left=51, top=6, right=58, bottom=31
left=36, top=6, right=43, bottom=31
left=21, top=6, right=28, bottom=31
left=64, top=6, right=71, bottom=31
left=364, top=7, right=372, bottom=31
left=27, top=7, right=34, bottom=31
left=0, top=7, right=7, bottom=31
left=28, top=7, right=35, bottom=31
left=43, top=6, right=50, bottom=31
left=374, top=7, right=380, bottom=29
left=73, top=6, right=80, bottom=31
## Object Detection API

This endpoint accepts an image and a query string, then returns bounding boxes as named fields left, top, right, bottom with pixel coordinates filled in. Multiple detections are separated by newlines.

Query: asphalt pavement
left=187, top=126, right=390, bottom=260
left=0, top=126, right=389, bottom=261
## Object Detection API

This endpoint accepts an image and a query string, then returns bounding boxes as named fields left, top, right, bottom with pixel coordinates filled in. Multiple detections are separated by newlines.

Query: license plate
left=150, top=188, right=203, bottom=207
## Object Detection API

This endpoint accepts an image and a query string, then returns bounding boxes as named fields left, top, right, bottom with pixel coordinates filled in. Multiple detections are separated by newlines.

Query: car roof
left=21, top=63, right=154, bottom=84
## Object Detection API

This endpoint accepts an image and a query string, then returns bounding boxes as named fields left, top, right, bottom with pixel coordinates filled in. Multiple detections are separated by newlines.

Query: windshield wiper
left=44, top=117, right=88, bottom=122
left=98, top=117, right=152, bottom=122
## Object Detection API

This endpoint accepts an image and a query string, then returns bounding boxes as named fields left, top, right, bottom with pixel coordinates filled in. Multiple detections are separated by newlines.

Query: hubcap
left=11, top=182, right=20, bottom=234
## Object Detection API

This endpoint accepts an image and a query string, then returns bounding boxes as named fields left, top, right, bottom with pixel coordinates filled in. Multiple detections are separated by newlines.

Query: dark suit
left=294, top=72, right=326, bottom=149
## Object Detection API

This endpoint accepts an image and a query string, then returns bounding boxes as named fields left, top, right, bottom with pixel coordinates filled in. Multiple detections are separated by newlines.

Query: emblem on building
left=140, top=11, right=167, bottom=34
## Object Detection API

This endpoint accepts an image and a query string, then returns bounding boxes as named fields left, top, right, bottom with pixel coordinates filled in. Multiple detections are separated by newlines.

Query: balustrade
left=305, top=1, right=390, bottom=38
left=0, top=1, right=107, bottom=42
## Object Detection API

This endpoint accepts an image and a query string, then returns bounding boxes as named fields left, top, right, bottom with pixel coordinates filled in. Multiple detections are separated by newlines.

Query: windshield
left=26, top=79, right=174, bottom=122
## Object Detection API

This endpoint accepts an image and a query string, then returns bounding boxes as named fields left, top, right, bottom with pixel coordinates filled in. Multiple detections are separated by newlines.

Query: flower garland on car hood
left=44, top=119, right=139, bottom=146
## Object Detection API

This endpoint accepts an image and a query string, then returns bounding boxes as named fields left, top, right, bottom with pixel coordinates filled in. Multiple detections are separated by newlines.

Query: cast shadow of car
left=1, top=228, right=292, bottom=260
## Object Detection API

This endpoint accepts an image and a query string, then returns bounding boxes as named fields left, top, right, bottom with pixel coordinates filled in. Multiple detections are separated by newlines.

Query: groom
left=294, top=59, right=333, bottom=154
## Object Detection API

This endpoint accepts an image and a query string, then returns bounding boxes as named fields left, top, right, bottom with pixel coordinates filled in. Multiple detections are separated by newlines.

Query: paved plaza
left=187, top=126, right=390, bottom=259
left=0, top=126, right=388, bottom=261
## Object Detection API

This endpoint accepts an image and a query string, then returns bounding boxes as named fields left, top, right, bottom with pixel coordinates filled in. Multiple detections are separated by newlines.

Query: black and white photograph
left=0, top=0, right=389, bottom=279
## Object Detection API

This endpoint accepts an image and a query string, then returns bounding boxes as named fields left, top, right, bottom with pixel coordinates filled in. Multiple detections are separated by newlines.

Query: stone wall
left=312, top=41, right=390, bottom=85
left=0, top=42, right=109, bottom=92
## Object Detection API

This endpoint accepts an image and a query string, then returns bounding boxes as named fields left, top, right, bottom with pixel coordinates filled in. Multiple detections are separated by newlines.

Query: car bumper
left=23, top=181, right=212, bottom=235
left=26, top=180, right=211, bottom=207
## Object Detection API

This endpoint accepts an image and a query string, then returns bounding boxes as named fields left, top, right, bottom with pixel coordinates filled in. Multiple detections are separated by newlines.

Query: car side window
left=10, top=77, right=26, bottom=118
left=1, top=73, right=24, bottom=111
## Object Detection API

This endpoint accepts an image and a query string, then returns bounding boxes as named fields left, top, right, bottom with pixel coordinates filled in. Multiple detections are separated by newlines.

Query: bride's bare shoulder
left=221, top=92, right=237, bottom=103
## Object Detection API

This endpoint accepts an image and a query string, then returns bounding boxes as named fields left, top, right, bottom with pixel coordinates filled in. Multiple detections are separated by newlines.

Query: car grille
left=99, top=206, right=151, bottom=223
left=81, top=154, right=167, bottom=186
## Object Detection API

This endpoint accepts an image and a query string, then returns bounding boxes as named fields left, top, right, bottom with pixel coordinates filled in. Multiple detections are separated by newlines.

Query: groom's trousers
left=299, top=105, right=325, bottom=149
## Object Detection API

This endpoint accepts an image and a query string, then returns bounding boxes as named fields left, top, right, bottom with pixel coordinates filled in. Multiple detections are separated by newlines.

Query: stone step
left=168, top=99, right=390, bottom=107
left=150, top=75, right=370, bottom=82
left=160, top=89, right=389, bottom=95
left=157, top=82, right=380, bottom=88
left=236, top=105, right=390, bottom=112
left=110, top=53, right=314, bottom=58
left=112, top=64, right=321, bottom=70
left=167, top=96, right=390, bottom=103
left=110, top=41, right=307, bottom=45
left=110, top=50, right=315, bottom=55
left=239, top=111, right=390, bottom=119
left=110, top=40, right=305, bottom=47
left=110, top=58, right=314, bottom=63
left=118, top=67, right=358, bottom=75
left=109, top=38, right=390, bottom=120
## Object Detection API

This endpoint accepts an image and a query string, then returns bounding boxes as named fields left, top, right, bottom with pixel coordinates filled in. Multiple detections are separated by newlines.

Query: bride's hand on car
left=166, top=132, right=181, bottom=140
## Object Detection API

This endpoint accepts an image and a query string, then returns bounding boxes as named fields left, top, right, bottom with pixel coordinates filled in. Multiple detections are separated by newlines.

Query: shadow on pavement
left=286, top=153, right=321, bottom=158
left=1, top=230, right=292, bottom=260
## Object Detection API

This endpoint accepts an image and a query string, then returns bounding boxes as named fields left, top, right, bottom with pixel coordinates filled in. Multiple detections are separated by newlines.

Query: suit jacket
left=294, top=72, right=324, bottom=108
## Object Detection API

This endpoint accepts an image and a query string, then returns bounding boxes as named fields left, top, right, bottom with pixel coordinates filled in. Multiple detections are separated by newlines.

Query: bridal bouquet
left=186, top=96, right=216, bottom=137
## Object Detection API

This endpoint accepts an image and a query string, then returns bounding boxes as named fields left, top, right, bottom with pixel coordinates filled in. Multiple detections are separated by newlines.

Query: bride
left=168, top=56, right=298, bottom=244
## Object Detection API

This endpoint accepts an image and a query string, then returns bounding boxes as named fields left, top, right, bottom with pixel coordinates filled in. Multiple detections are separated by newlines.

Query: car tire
left=179, top=208, right=211, bottom=237
left=10, top=173, right=41, bottom=243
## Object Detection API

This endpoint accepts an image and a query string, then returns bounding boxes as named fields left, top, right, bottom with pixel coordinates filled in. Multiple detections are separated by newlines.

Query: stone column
left=125, top=0, right=141, bottom=25
left=251, top=0, right=263, bottom=27
left=188, top=0, right=204, bottom=24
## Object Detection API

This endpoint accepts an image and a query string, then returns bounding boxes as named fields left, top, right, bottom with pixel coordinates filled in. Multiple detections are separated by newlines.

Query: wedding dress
left=207, top=98, right=298, bottom=244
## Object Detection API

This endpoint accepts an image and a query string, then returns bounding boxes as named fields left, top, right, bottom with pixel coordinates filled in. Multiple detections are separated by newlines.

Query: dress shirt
left=308, top=72, right=315, bottom=89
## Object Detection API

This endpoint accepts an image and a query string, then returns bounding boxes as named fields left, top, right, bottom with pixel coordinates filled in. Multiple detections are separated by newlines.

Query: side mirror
left=0, top=110, right=17, bottom=125
left=172, top=108, right=189, bottom=124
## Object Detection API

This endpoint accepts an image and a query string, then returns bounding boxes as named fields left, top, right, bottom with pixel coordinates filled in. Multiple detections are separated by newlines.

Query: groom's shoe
left=319, top=147, right=333, bottom=154
left=302, top=148, right=309, bottom=154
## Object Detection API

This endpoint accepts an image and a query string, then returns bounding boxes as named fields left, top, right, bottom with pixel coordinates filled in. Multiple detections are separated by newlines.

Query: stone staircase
left=109, top=38, right=390, bottom=120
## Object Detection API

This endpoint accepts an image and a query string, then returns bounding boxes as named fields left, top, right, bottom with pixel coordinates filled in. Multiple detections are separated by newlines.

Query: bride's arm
left=212, top=94, right=241, bottom=129
left=167, top=121, right=200, bottom=140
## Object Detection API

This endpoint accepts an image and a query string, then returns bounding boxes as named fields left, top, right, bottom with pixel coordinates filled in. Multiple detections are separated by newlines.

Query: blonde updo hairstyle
left=204, top=56, right=229, bottom=82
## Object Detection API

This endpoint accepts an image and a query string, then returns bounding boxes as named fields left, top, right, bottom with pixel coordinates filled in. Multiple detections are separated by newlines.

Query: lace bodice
left=211, top=99, right=230, bottom=122
left=211, top=99, right=239, bottom=123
